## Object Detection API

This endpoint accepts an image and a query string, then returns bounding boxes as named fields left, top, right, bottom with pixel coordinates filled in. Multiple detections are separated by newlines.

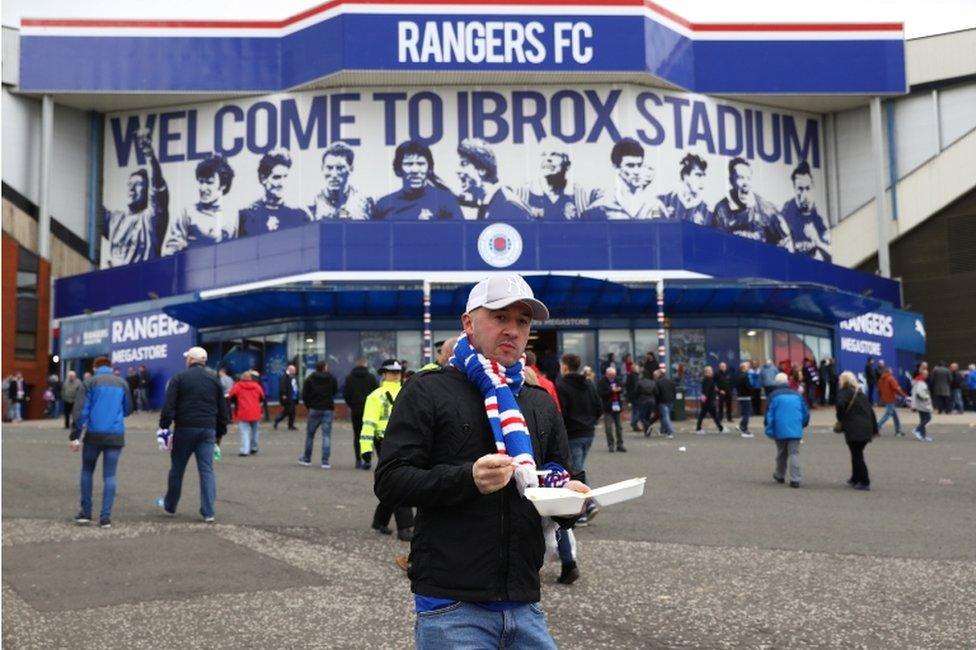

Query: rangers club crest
left=478, top=224, right=523, bottom=268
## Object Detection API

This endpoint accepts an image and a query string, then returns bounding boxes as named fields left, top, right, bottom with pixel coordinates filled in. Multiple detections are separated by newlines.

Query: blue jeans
left=303, top=409, right=334, bottom=464
left=915, top=411, right=932, bottom=437
left=950, top=389, right=964, bottom=413
left=164, top=427, right=216, bottom=519
left=629, top=400, right=641, bottom=429
left=239, top=421, right=259, bottom=454
left=738, top=399, right=752, bottom=432
left=415, top=601, right=557, bottom=650
left=568, top=436, right=593, bottom=475
left=877, top=403, right=901, bottom=434
left=658, top=403, right=673, bottom=435
left=80, top=443, right=122, bottom=518
left=556, top=528, right=575, bottom=564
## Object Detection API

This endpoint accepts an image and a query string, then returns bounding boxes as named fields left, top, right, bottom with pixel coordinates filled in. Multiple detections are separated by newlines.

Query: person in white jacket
left=910, top=368, right=934, bottom=442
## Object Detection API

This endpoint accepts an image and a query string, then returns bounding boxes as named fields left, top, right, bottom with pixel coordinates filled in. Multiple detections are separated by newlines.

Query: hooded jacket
left=342, top=366, right=379, bottom=409
left=555, top=373, right=602, bottom=439
left=764, top=386, right=809, bottom=440
left=302, top=371, right=339, bottom=410
left=227, top=379, right=266, bottom=422
left=71, top=366, right=132, bottom=445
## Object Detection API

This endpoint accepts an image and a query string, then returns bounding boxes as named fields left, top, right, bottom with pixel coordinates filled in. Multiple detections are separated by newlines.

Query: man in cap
left=456, top=138, right=532, bottom=221
left=517, top=137, right=599, bottom=220
left=156, top=346, right=228, bottom=522
left=375, top=273, right=587, bottom=649
left=419, top=336, right=459, bottom=372
left=360, top=359, right=413, bottom=538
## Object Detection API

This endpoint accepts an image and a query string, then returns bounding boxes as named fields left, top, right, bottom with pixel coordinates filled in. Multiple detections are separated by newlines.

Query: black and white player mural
left=101, top=85, right=832, bottom=267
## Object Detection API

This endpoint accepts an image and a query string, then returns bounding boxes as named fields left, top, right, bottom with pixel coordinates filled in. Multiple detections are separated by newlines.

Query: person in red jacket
left=526, top=351, right=560, bottom=410
left=227, top=371, right=266, bottom=456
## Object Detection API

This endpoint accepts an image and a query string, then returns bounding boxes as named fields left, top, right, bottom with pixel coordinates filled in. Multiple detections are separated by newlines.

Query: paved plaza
left=3, top=408, right=975, bottom=649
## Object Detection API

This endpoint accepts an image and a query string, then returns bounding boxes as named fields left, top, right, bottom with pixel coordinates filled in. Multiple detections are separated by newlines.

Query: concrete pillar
left=38, top=94, right=54, bottom=259
left=870, top=97, right=891, bottom=278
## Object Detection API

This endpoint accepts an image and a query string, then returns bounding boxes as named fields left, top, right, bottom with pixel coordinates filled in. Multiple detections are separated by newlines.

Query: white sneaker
left=720, top=426, right=730, bottom=434
left=695, top=429, right=706, bottom=435
left=913, top=430, right=924, bottom=441
left=740, top=432, right=754, bottom=438
left=321, top=463, right=332, bottom=469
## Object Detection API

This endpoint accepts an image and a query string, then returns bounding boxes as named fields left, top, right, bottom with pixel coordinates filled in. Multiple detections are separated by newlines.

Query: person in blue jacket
left=764, top=372, right=809, bottom=488
left=70, top=356, right=133, bottom=528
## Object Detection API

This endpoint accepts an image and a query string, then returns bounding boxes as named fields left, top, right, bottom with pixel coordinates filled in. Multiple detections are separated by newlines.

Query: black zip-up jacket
left=715, top=369, right=732, bottom=393
left=700, top=376, right=718, bottom=403
left=302, top=371, right=339, bottom=410
left=654, top=376, right=676, bottom=404
left=375, top=366, right=577, bottom=604
left=159, top=363, right=228, bottom=436
left=835, top=386, right=878, bottom=443
left=734, top=373, right=753, bottom=399
left=555, top=373, right=602, bottom=439
left=342, top=366, right=379, bottom=409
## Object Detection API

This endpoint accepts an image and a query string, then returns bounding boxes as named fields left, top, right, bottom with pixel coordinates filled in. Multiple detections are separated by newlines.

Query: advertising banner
left=835, top=309, right=914, bottom=387
left=60, top=316, right=111, bottom=360
left=109, top=310, right=196, bottom=408
left=101, top=84, right=830, bottom=269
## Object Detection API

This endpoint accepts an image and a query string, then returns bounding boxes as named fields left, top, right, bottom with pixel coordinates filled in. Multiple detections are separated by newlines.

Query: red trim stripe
left=21, top=0, right=904, bottom=33
left=501, top=416, right=525, bottom=428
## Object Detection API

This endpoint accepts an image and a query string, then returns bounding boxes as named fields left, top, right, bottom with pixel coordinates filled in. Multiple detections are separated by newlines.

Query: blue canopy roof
left=163, top=276, right=885, bottom=329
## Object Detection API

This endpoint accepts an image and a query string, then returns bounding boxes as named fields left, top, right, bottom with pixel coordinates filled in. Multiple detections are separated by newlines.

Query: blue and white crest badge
left=478, top=224, right=523, bottom=268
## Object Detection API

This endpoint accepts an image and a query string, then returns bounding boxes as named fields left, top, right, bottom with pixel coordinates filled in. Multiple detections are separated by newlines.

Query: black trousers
left=696, top=400, right=723, bottom=431
left=63, top=401, right=74, bottom=429
left=717, top=392, right=733, bottom=422
left=751, top=388, right=762, bottom=416
left=350, top=405, right=365, bottom=461
left=274, top=401, right=296, bottom=428
left=847, top=440, right=870, bottom=486
left=371, top=438, right=414, bottom=530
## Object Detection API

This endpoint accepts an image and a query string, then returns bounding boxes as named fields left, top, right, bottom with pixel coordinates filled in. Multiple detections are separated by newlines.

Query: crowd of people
left=34, top=271, right=976, bottom=647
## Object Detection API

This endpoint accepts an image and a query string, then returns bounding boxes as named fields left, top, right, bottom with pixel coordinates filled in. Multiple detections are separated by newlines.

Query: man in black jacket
left=300, top=361, right=339, bottom=468
left=715, top=361, right=733, bottom=424
left=156, top=346, right=228, bottom=523
left=652, top=369, right=677, bottom=438
left=695, top=365, right=728, bottom=434
left=274, top=364, right=299, bottom=430
left=342, top=358, right=379, bottom=469
left=375, top=274, right=586, bottom=649
left=597, top=366, right=625, bottom=453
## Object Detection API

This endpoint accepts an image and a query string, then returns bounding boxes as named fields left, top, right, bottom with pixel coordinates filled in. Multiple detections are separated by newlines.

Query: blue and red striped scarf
left=450, top=334, right=569, bottom=494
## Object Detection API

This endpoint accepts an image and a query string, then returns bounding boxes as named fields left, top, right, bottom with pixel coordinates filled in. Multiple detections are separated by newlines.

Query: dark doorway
left=528, top=329, right=559, bottom=381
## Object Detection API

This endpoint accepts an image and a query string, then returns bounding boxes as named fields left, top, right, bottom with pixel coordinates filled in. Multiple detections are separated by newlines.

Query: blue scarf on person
left=450, top=334, right=569, bottom=494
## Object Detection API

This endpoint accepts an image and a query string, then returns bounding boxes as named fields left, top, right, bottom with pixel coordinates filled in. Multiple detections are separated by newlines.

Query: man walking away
left=227, top=371, right=265, bottom=456
left=864, top=357, right=878, bottom=406
left=949, top=363, right=964, bottom=414
left=274, top=364, right=300, bottom=430
left=156, top=346, right=228, bottom=522
left=715, top=362, right=733, bottom=423
left=361, top=360, right=413, bottom=540
left=300, top=361, right=339, bottom=468
left=765, top=372, right=809, bottom=488
left=342, top=358, right=379, bottom=469
left=137, top=365, right=152, bottom=411
left=557, top=352, right=603, bottom=526
left=125, top=368, right=140, bottom=411
left=597, top=366, right=625, bottom=452
left=877, top=366, right=907, bottom=436
left=760, top=359, right=778, bottom=412
left=735, top=362, right=754, bottom=437
left=652, top=369, right=676, bottom=438
left=70, top=356, right=132, bottom=528
left=61, top=370, right=83, bottom=430
left=695, top=366, right=728, bottom=434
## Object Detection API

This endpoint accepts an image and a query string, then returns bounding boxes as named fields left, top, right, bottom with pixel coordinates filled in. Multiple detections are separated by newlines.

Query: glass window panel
left=773, top=331, right=791, bottom=371
left=397, top=330, right=423, bottom=372
left=17, top=247, right=38, bottom=273
left=739, top=328, right=770, bottom=364
left=597, top=329, right=631, bottom=370
left=560, top=331, right=596, bottom=374
left=15, top=332, right=36, bottom=358
left=16, top=299, right=37, bottom=332
left=327, top=331, right=361, bottom=392
left=360, top=331, right=396, bottom=377
left=668, top=329, right=705, bottom=397
left=634, top=329, right=660, bottom=363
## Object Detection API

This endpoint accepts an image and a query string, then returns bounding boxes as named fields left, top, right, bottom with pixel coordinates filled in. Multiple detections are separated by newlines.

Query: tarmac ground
left=3, top=406, right=975, bottom=649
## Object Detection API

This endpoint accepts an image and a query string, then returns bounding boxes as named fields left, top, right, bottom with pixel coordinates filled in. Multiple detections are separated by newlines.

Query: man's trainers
left=321, top=463, right=332, bottom=469
left=74, top=512, right=91, bottom=525
left=923, top=436, right=934, bottom=442
left=695, top=428, right=706, bottom=435
left=155, top=496, right=175, bottom=516
left=297, top=458, right=312, bottom=466
left=720, top=426, right=730, bottom=434
left=99, top=516, right=112, bottom=528
left=773, top=475, right=785, bottom=484
left=789, top=481, right=800, bottom=488
left=741, top=432, right=754, bottom=438
left=203, top=516, right=215, bottom=523
left=584, top=502, right=600, bottom=523
left=616, top=445, right=627, bottom=453
left=665, top=433, right=675, bottom=439
left=913, top=430, right=924, bottom=441
left=644, top=426, right=654, bottom=437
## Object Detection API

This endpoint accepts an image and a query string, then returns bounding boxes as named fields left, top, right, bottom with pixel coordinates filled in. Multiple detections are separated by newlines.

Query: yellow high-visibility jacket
left=360, top=380, right=402, bottom=456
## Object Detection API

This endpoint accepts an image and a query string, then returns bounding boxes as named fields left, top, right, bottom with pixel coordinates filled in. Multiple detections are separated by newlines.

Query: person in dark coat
left=695, top=366, right=728, bottom=434
left=835, top=371, right=878, bottom=490
left=715, top=361, right=733, bottom=423
left=273, top=364, right=300, bottom=430
left=864, top=357, right=877, bottom=406
left=341, top=358, right=379, bottom=469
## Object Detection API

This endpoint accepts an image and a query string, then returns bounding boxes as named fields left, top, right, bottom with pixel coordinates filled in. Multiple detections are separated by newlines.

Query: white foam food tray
left=523, top=477, right=646, bottom=517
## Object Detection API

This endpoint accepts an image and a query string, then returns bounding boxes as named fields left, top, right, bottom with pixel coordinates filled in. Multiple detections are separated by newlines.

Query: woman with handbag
left=835, top=371, right=878, bottom=491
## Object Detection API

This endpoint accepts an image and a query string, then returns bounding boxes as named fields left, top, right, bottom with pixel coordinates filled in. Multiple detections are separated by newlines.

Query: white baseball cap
left=183, top=346, right=208, bottom=361
left=465, top=274, right=549, bottom=321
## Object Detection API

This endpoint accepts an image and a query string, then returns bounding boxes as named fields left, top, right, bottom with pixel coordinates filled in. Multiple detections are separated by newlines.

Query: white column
left=38, top=94, right=54, bottom=259
left=656, top=279, right=666, bottom=372
left=422, top=279, right=433, bottom=364
left=870, top=97, right=891, bottom=278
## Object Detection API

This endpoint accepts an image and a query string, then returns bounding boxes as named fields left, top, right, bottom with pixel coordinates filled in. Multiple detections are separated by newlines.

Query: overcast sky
left=4, top=0, right=976, bottom=39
